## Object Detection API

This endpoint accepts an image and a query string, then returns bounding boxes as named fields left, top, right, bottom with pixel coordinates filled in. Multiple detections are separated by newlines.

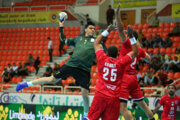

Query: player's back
left=96, top=49, right=131, bottom=97
left=119, top=38, right=146, bottom=74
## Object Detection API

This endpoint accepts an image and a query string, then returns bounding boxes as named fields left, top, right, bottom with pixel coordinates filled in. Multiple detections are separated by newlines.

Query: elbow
left=94, top=38, right=99, bottom=46
left=94, top=42, right=98, bottom=47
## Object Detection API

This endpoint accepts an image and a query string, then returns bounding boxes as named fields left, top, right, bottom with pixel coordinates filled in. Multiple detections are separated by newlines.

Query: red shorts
left=119, top=74, right=144, bottom=101
left=87, top=92, right=120, bottom=120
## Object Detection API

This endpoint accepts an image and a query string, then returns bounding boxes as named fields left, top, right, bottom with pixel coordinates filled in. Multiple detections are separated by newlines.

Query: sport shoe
left=16, top=82, right=28, bottom=92
left=82, top=115, right=88, bottom=120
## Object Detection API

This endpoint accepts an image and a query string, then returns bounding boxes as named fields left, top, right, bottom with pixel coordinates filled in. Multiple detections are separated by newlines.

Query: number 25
left=103, top=67, right=117, bottom=82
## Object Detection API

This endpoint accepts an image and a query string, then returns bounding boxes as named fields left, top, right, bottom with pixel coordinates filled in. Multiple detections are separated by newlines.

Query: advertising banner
left=1, top=103, right=180, bottom=120
left=1, top=92, right=180, bottom=120
left=113, top=0, right=156, bottom=8
left=172, top=4, right=180, bottom=18
left=0, top=92, right=157, bottom=109
left=0, top=103, right=83, bottom=120
left=0, top=11, right=60, bottom=24
left=0, top=92, right=94, bottom=106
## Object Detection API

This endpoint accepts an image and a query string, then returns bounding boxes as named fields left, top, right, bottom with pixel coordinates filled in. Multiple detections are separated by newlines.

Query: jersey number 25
left=103, top=67, right=117, bottom=82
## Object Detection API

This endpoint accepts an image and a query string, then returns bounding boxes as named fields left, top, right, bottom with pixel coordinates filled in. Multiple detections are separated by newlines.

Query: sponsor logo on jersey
left=175, top=100, right=178, bottom=104
left=104, top=83, right=116, bottom=90
left=90, top=38, right=95, bottom=42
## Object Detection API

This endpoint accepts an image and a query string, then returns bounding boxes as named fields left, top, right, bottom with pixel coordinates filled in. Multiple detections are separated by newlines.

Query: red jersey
left=159, top=94, right=180, bottom=120
left=95, top=49, right=132, bottom=97
left=119, top=38, right=146, bottom=74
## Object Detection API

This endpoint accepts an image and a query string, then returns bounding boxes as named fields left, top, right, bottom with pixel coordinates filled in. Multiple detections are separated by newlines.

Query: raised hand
left=107, top=24, right=117, bottom=33
left=59, top=20, right=65, bottom=27
left=127, top=26, right=134, bottom=38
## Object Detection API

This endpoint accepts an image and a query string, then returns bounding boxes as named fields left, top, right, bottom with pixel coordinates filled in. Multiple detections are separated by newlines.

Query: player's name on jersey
left=105, top=62, right=116, bottom=68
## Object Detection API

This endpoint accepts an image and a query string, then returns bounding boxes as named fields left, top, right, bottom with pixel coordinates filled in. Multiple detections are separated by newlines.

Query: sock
left=27, top=81, right=33, bottom=87
left=84, top=112, right=88, bottom=117
left=82, top=95, right=89, bottom=116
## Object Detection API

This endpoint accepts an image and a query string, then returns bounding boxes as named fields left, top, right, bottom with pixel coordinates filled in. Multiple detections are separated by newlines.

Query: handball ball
left=58, top=12, right=68, bottom=22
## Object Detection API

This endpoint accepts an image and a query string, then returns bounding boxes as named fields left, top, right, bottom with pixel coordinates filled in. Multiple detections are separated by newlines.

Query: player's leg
left=71, top=67, right=91, bottom=118
left=130, top=78, right=154, bottom=120
left=87, top=92, right=106, bottom=120
left=120, top=100, right=134, bottom=120
left=102, top=97, right=120, bottom=120
left=16, top=65, right=70, bottom=91
left=81, top=87, right=89, bottom=117
left=135, top=100, right=154, bottom=120
left=16, top=75, right=60, bottom=91
left=119, top=75, right=134, bottom=120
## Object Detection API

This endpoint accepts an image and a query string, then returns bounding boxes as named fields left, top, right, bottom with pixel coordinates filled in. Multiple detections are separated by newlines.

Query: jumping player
left=16, top=20, right=107, bottom=118
left=86, top=25, right=139, bottom=120
left=153, top=85, right=180, bottom=120
left=115, top=4, right=154, bottom=120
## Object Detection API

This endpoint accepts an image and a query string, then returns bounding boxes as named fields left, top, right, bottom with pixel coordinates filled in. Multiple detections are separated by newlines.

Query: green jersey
left=59, top=27, right=107, bottom=72
left=65, top=36, right=106, bottom=72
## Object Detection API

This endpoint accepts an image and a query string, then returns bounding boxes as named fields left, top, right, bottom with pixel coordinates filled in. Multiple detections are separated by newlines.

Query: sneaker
left=16, top=82, right=28, bottom=92
left=82, top=115, right=88, bottom=120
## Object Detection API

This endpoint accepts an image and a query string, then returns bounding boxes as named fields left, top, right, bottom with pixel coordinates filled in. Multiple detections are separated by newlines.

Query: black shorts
left=53, top=64, right=91, bottom=90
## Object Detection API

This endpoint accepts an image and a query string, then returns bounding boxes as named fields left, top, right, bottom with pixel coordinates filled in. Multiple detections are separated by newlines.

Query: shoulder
left=162, top=95, right=168, bottom=99
left=96, top=49, right=107, bottom=60
left=96, top=49, right=105, bottom=55
left=122, top=38, right=131, bottom=47
left=174, top=95, right=180, bottom=99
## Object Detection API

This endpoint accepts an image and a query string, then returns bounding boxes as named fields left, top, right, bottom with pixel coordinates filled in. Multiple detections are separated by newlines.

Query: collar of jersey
left=84, top=35, right=94, bottom=38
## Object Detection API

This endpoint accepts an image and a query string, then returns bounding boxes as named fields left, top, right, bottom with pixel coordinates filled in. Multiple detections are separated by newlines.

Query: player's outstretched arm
left=115, top=4, right=126, bottom=43
left=126, top=26, right=139, bottom=59
left=153, top=104, right=161, bottom=114
left=94, top=24, right=116, bottom=52
left=59, top=20, right=66, bottom=43
left=16, top=75, right=60, bottom=92
left=59, top=20, right=77, bottom=46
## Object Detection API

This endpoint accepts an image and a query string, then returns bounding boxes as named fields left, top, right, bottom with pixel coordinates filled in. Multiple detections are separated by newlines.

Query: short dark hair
left=85, top=22, right=95, bottom=29
left=107, top=46, right=118, bottom=58
left=133, top=30, right=138, bottom=40
left=168, top=85, right=176, bottom=90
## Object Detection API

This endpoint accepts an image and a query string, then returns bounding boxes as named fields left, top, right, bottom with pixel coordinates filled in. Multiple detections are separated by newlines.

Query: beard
left=168, top=91, right=175, bottom=96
